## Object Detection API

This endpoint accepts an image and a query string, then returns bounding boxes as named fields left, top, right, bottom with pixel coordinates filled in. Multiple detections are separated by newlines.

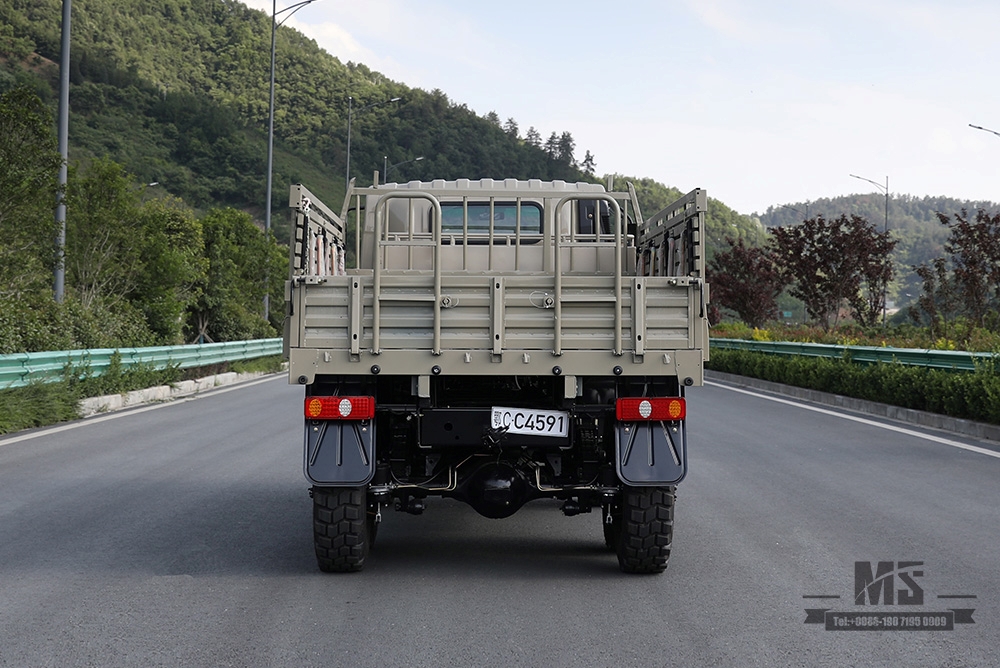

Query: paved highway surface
left=0, top=376, right=996, bottom=667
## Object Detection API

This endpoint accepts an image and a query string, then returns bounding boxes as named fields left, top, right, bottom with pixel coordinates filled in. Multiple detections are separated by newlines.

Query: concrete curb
left=78, top=370, right=280, bottom=417
left=707, top=370, right=1000, bottom=443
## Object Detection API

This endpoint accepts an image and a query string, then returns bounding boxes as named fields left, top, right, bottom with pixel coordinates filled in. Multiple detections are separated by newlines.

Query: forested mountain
left=0, top=0, right=769, bottom=259
left=3, top=0, right=996, bottom=247
left=0, top=0, right=768, bottom=353
left=0, top=0, right=594, bottom=232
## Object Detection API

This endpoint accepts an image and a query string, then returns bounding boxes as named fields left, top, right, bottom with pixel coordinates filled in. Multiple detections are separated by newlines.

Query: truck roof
left=377, top=178, right=607, bottom=193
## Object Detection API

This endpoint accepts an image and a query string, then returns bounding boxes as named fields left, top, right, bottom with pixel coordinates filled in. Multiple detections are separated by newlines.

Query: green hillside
left=1, top=0, right=771, bottom=261
left=0, top=0, right=596, bottom=234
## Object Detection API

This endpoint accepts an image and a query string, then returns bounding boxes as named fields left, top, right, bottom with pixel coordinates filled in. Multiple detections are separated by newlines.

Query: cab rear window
left=440, top=202, right=542, bottom=234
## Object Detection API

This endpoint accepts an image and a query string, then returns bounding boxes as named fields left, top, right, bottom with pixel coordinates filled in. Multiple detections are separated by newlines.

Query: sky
left=243, top=0, right=1000, bottom=215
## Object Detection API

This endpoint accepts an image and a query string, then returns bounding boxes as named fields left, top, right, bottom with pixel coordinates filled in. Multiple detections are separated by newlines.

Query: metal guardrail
left=0, top=339, right=283, bottom=389
left=709, top=338, right=993, bottom=372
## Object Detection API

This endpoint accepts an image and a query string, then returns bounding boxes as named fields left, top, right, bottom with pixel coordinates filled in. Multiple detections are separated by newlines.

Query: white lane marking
left=0, top=375, right=285, bottom=447
left=707, top=381, right=1000, bottom=460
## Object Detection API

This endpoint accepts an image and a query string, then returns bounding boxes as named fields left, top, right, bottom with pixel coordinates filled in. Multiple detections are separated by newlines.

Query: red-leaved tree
left=707, top=237, right=788, bottom=328
left=933, top=209, right=1000, bottom=329
left=769, top=215, right=896, bottom=330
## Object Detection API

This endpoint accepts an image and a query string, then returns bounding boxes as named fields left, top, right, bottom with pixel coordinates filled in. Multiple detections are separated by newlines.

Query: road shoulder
left=707, top=370, right=1000, bottom=443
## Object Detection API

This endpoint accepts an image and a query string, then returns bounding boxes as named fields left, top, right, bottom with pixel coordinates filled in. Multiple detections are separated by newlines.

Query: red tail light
left=304, top=396, right=375, bottom=420
left=616, top=397, right=686, bottom=421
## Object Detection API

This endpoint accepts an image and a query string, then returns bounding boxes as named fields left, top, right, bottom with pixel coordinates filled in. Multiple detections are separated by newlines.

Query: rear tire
left=313, top=486, right=370, bottom=573
left=615, top=486, right=675, bottom=574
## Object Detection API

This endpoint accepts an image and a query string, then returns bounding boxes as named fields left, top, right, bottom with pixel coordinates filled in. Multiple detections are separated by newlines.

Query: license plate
left=491, top=406, right=570, bottom=437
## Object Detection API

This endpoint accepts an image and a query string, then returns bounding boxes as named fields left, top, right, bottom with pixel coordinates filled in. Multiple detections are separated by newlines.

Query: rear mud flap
left=304, top=420, right=375, bottom=485
left=615, top=421, right=687, bottom=485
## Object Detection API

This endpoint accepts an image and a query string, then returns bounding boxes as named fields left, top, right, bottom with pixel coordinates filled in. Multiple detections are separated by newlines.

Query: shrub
left=0, top=294, right=157, bottom=354
left=707, top=349, right=1000, bottom=425
left=710, top=323, right=1000, bottom=353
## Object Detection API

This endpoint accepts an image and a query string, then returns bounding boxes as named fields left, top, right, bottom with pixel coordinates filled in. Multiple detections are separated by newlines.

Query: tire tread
left=616, top=486, right=675, bottom=574
left=313, top=487, right=369, bottom=573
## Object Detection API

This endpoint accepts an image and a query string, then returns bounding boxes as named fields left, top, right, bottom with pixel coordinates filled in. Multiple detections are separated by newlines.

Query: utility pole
left=265, top=0, right=322, bottom=320
left=849, top=173, right=890, bottom=326
left=54, top=0, right=71, bottom=302
left=346, top=96, right=401, bottom=187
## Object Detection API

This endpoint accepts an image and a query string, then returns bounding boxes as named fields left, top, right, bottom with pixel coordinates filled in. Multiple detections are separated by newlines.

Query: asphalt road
left=0, top=376, right=997, bottom=667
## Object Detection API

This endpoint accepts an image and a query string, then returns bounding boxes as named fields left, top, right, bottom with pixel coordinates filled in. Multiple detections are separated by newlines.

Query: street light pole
left=969, top=123, right=1000, bottom=138
left=265, top=0, right=321, bottom=320
left=383, top=156, right=424, bottom=184
left=850, top=173, right=889, bottom=235
left=345, top=96, right=401, bottom=188
left=54, top=0, right=71, bottom=303
left=346, top=96, right=352, bottom=187
left=849, top=172, right=890, bottom=326
left=267, top=0, right=321, bottom=235
left=780, top=203, right=809, bottom=220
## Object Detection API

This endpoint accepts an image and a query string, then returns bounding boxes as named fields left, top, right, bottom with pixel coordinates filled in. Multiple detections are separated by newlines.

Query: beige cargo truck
left=284, top=176, right=709, bottom=573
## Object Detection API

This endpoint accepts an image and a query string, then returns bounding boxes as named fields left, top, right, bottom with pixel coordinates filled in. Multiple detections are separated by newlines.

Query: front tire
left=615, top=486, right=675, bottom=574
left=312, top=486, right=370, bottom=573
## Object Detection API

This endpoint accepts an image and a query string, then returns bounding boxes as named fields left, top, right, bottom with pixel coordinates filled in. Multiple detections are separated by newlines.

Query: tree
left=605, top=174, right=766, bottom=259
left=0, top=23, right=37, bottom=61
left=581, top=150, right=596, bottom=175
left=557, top=131, right=576, bottom=166
left=908, top=257, right=957, bottom=337
left=848, top=221, right=897, bottom=328
left=484, top=110, right=500, bottom=126
left=525, top=126, right=541, bottom=147
left=188, top=208, right=284, bottom=343
left=131, top=198, right=207, bottom=343
left=707, top=237, right=788, bottom=328
left=65, top=158, right=145, bottom=309
left=544, top=132, right=559, bottom=158
left=62, top=158, right=211, bottom=344
left=0, top=86, right=62, bottom=299
left=769, top=215, right=896, bottom=330
left=503, top=117, right=519, bottom=139
left=935, top=208, right=1000, bottom=328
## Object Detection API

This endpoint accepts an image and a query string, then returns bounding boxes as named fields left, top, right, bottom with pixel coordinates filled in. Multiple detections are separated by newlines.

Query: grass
left=0, top=354, right=286, bottom=435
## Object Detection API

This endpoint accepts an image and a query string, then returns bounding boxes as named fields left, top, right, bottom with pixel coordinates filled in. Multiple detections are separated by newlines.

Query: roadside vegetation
left=707, top=349, right=1000, bottom=425
left=709, top=202, right=1000, bottom=351
left=0, top=355, right=285, bottom=435
left=0, top=357, right=180, bottom=434
left=707, top=204, right=1000, bottom=423
left=0, top=86, right=286, bottom=354
left=710, top=321, right=1000, bottom=353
